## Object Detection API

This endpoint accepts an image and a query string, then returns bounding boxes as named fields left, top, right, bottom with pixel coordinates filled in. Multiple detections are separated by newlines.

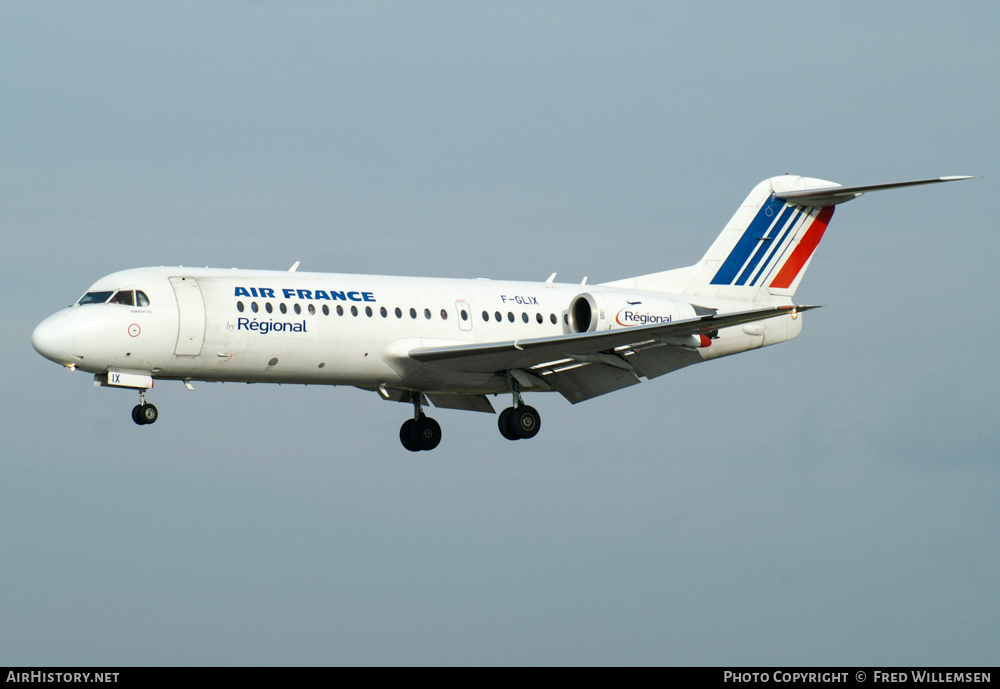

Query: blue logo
left=237, top=318, right=307, bottom=334
left=234, top=287, right=375, bottom=302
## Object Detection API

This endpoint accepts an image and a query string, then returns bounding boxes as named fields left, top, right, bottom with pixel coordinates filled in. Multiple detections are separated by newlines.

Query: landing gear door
left=455, top=300, right=473, bottom=332
left=170, top=276, right=206, bottom=356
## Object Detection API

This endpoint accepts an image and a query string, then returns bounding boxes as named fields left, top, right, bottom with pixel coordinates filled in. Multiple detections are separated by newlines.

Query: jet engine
left=567, top=291, right=700, bottom=333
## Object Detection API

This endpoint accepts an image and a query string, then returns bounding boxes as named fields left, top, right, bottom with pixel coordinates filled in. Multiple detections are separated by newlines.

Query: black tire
left=140, top=403, right=158, bottom=425
left=498, top=407, right=519, bottom=440
left=412, top=417, right=442, bottom=451
left=132, top=404, right=146, bottom=425
left=399, top=419, right=420, bottom=452
left=510, top=405, right=540, bottom=439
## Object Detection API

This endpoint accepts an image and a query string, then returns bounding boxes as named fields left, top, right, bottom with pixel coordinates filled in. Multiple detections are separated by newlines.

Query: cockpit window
left=77, top=289, right=151, bottom=306
left=110, top=290, right=135, bottom=306
left=78, top=291, right=114, bottom=305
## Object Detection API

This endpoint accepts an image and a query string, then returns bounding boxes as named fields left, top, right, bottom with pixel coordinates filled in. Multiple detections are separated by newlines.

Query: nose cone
left=32, top=313, right=77, bottom=363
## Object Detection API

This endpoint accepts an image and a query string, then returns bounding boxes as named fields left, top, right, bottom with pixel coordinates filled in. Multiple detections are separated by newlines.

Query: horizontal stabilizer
left=774, top=176, right=972, bottom=207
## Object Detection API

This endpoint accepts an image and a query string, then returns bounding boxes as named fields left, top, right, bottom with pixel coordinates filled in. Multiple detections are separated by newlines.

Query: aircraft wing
left=408, top=305, right=818, bottom=403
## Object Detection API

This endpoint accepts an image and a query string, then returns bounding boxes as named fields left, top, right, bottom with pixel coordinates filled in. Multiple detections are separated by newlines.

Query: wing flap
left=625, top=343, right=704, bottom=379
left=541, top=361, right=641, bottom=404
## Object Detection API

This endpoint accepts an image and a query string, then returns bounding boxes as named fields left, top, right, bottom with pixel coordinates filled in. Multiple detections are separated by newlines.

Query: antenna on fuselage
left=289, top=261, right=300, bottom=272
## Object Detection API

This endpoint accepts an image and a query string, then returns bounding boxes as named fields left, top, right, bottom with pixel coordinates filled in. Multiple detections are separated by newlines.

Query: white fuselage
left=32, top=266, right=795, bottom=397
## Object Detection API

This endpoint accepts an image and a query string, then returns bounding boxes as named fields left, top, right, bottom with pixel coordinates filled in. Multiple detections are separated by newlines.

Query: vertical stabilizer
left=697, top=176, right=837, bottom=300
left=603, top=174, right=970, bottom=302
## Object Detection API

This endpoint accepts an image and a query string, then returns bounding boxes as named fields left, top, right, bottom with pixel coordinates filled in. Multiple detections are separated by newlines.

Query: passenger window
left=507, top=312, right=514, bottom=323
left=395, top=307, right=402, bottom=318
left=482, top=311, right=489, bottom=322
left=266, top=302, right=273, bottom=313
left=521, top=313, right=528, bottom=323
left=251, top=302, right=259, bottom=313
left=337, top=305, right=344, bottom=316
left=294, top=304, right=301, bottom=315
left=237, top=301, right=245, bottom=312
left=460, top=310, right=468, bottom=321
left=441, top=309, right=448, bottom=320
left=322, top=305, right=330, bottom=316
left=494, top=311, right=501, bottom=322
left=536, top=313, right=543, bottom=324
left=380, top=307, right=388, bottom=318
left=550, top=313, right=557, bottom=324
left=135, top=291, right=150, bottom=307
left=410, top=308, right=417, bottom=319
left=365, top=306, right=373, bottom=317
left=351, top=305, right=358, bottom=317
left=280, top=303, right=288, bottom=314
left=424, top=308, right=431, bottom=320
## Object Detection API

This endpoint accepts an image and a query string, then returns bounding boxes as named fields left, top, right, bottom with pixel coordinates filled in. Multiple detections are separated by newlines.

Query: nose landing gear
left=131, top=389, right=158, bottom=426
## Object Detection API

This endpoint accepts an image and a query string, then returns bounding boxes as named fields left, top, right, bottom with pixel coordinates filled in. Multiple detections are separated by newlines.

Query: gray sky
left=2, top=1, right=997, bottom=666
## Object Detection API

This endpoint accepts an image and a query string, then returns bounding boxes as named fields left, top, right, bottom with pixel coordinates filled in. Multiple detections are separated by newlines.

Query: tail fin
left=603, top=175, right=971, bottom=302
left=696, top=177, right=834, bottom=299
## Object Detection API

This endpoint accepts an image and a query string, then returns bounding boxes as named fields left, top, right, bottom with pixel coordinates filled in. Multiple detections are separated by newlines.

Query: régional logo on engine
left=616, top=303, right=673, bottom=326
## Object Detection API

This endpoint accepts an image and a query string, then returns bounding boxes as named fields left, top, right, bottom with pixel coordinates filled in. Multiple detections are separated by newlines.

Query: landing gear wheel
left=510, top=405, right=540, bottom=439
left=499, top=405, right=540, bottom=440
left=132, top=404, right=146, bottom=426
left=412, top=417, right=442, bottom=451
left=399, top=392, right=442, bottom=452
left=139, top=403, right=158, bottom=425
left=498, top=407, right=519, bottom=441
left=399, top=419, right=420, bottom=452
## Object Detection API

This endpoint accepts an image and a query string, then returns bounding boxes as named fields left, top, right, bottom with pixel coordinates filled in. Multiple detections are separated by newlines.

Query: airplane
left=31, top=174, right=970, bottom=451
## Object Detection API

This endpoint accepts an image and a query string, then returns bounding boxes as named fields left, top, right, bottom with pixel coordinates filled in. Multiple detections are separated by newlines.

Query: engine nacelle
left=568, top=291, right=699, bottom=333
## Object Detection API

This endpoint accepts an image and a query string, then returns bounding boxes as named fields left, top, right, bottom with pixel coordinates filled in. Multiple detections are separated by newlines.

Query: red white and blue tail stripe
left=684, top=175, right=843, bottom=298
left=709, top=199, right=834, bottom=294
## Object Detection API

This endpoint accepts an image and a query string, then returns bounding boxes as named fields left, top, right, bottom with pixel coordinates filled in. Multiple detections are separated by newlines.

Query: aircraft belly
left=698, top=327, right=762, bottom=360
left=397, top=368, right=502, bottom=394
left=158, top=331, right=402, bottom=386
left=379, top=336, right=498, bottom=393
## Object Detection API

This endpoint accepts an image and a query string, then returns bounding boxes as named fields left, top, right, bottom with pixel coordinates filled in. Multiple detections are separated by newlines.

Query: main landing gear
left=497, top=373, right=540, bottom=441
left=131, top=389, right=158, bottom=426
left=397, top=376, right=542, bottom=450
left=399, top=392, right=441, bottom=452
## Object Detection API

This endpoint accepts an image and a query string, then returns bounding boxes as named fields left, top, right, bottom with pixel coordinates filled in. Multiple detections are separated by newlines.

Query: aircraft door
left=170, top=276, right=206, bottom=356
left=455, top=300, right=473, bottom=332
